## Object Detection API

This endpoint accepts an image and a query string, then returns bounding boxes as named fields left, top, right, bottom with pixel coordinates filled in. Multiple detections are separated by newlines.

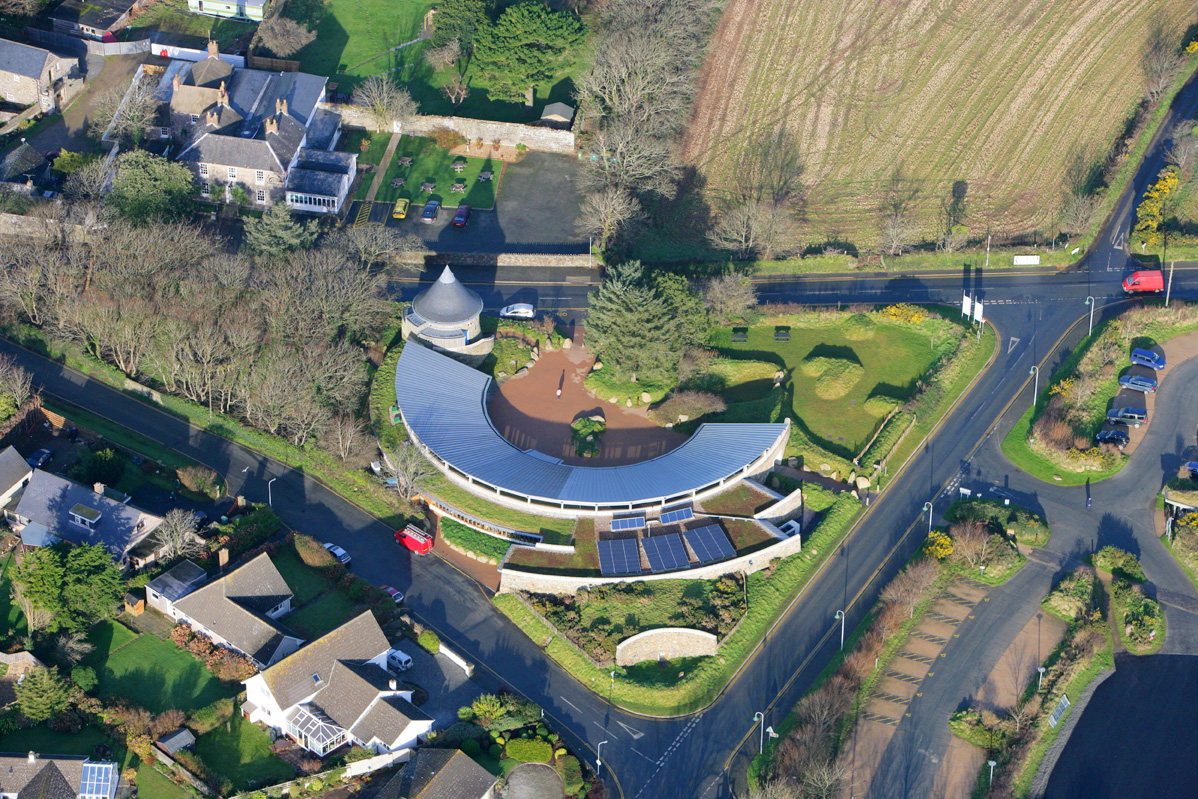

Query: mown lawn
left=195, top=711, right=293, bottom=792
left=0, top=552, right=27, bottom=644
left=284, top=0, right=434, bottom=79
left=285, top=591, right=360, bottom=640
left=84, top=623, right=235, bottom=714
left=137, top=762, right=193, bottom=799
left=374, top=135, right=499, bottom=210
left=0, top=725, right=130, bottom=768
left=709, top=320, right=942, bottom=454
left=271, top=548, right=333, bottom=605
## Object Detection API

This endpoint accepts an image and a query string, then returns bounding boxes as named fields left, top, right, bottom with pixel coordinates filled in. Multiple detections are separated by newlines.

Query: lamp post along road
left=754, top=712, right=766, bottom=755
left=1029, top=366, right=1039, bottom=404
left=596, top=740, right=607, bottom=775
left=834, top=610, right=845, bottom=651
left=923, top=501, right=933, bottom=534
left=1085, top=296, right=1095, bottom=336
left=268, top=477, right=277, bottom=506
left=1038, top=666, right=1046, bottom=690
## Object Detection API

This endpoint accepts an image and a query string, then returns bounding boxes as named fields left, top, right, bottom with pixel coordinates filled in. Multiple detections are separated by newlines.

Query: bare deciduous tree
left=88, top=76, right=160, bottom=146
left=704, top=273, right=757, bottom=323
left=1058, top=192, right=1099, bottom=237
left=326, top=413, right=364, bottom=460
left=330, top=224, right=427, bottom=270
left=1165, top=130, right=1198, bottom=180
left=1143, top=26, right=1183, bottom=104
left=352, top=76, right=419, bottom=132
left=575, top=186, right=642, bottom=251
left=12, top=583, right=53, bottom=631
left=878, top=209, right=918, bottom=256
left=257, top=15, right=316, bottom=57
left=950, top=519, right=992, bottom=569
left=382, top=443, right=435, bottom=499
left=0, top=354, right=33, bottom=406
left=740, top=779, right=802, bottom=799
left=63, top=156, right=114, bottom=201
left=708, top=200, right=798, bottom=260
left=52, top=631, right=93, bottom=666
left=880, top=558, right=939, bottom=617
left=440, top=75, right=470, bottom=112
left=424, top=38, right=461, bottom=70
left=152, top=509, right=203, bottom=561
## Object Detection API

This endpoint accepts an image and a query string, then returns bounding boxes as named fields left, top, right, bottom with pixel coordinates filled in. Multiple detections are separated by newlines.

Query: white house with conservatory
left=242, top=611, right=432, bottom=756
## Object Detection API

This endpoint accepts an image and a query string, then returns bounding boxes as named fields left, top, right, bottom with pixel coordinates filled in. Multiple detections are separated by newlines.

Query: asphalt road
left=8, top=55, right=1198, bottom=799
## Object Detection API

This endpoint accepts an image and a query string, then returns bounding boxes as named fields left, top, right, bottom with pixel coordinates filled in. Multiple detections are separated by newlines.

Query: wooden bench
left=775, top=328, right=790, bottom=342
left=731, top=330, right=748, bottom=343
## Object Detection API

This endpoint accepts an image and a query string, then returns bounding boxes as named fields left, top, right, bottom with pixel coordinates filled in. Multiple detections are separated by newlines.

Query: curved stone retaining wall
left=615, top=627, right=717, bottom=666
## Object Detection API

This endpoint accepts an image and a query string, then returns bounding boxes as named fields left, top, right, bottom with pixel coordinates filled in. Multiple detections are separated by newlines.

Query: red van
left=395, top=524, right=433, bottom=554
left=1122, top=270, right=1164, bottom=294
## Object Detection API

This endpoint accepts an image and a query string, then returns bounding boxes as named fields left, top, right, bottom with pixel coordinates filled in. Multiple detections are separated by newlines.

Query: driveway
left=28, top=54, right=147, bottom=155
left=350, top=152, right=588, bottom=254
left=395, top=640, right=497, bottom=729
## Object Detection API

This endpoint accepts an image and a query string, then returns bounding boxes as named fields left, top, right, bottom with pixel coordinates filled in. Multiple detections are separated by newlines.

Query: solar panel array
left=80, top=763, right=114, bottom=798
left=659, top=506, right=694, bottom=525
left=611, top=516, right=646, bottom=532
left=685, top=525, right=736, bottom=564
left=642, top=534, right=689, bottom=572
left=598, top=539, right=642, bottom=576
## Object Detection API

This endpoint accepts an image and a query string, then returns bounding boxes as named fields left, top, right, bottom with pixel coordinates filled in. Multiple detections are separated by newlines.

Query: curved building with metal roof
left=394, top=341, right=790, bottom=514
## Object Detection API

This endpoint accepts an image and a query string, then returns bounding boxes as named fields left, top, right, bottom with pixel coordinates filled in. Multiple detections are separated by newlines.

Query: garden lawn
left=85, top=624, right=235, bottom=714
left=708, top=320, right=943, bottom=455
left=195, top=711, right=293, bottom=793
left=0, top=552, right=26, bottom=643
left=271, top=548, right=334, bottom=604
left=137, top=762, right=192, bottom=799
left=505, top=519, right=598, bottom=575
left=424, top=472, right=575, bottom=543
left=284, top=0, right=434, bottom=79
left=0, top=725, right=130, bottom=768
left=343, top=130, right=393, bottom=201
left=374, top=135, right=499, bottom=209
left=285, top=591, right=361, bottom=640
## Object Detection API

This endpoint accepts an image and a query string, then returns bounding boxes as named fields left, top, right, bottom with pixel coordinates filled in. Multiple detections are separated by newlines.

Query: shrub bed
left=505, top=738, right=552, bottom=763
left=1092, top=545, right=1145, bottom=581
left=944, top=497, right=1050, bottom=547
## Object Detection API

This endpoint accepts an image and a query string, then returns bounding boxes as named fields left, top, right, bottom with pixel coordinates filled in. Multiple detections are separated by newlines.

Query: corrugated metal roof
left=395, top=343, right=788, bottom=506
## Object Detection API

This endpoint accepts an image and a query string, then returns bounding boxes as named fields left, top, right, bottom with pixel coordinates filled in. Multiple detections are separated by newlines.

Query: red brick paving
left=487, top=347, right=685, bottom=467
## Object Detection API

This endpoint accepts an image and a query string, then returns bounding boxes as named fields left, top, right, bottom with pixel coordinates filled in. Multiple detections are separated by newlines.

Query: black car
left=420, top=200, right=441, bottom=224
left=1096, top=429, right=1129, bottom=448
left=26, top=448, right=52, bottom=469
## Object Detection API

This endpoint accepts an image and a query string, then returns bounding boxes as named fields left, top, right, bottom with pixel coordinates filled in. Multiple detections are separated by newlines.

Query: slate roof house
left=163, top=43, right=356, bottom=214
left=147, top=554, right=303, bottom=669
left=0, top=752, right=120, bottom=799
left=243, top=612, right=433, bottom=756
left=4, top=468, right=162, bottom=566
left=0, top=446, right=31, bottom=508
left=376, top=749, right=496, bottom=799
left=0, top=38, right=75, bottom=112
left=49, top=0, right=148, bottom=40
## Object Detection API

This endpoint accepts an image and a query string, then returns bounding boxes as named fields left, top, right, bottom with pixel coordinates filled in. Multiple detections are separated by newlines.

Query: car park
left=25, top=448, right=52, bottom=469
left=1119, top=374, right=1157, bottom=393
left=392, top=198, right=410, bottom=219
left=1106, top=407, right=1147, bottom=428
left=1096, top=429, right=1129, bottom=448
left=323, top=543, right=351, bottom=564
left=380, top=585, right=405, bottom=604
left=395, top=524, right=433, bottom=554
left=1130, top=348, right=1165, bottom=370
left=452, top=204, right=471, bottom=227
left=499, top=303, right=536, bottom=319
left=420, top=200, right=441, bottom=224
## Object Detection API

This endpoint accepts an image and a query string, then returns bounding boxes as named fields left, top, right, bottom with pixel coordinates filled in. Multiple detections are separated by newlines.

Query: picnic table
left=478, top=171, right=493, bottom=182
left=451, top=162, right=466, bottom=173
left=397, top=156, right=413, bottom=167
left=420, top=182, right=435, bottom=193
left=390, top=177, right=406, bottom=188
left=450, top=181, right=467, bottom=193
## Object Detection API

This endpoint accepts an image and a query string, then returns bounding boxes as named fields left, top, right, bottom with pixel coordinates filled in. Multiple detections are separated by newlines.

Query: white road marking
left=593, top=721, right=619, bottom=739
left=560, top=696, right=582, bottom=713
left=616, top=720, right=645, bottom=740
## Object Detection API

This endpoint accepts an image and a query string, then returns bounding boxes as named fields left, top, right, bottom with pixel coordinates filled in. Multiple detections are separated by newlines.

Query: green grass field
left=0, top=725, right=130, bottom=768
left=708, top=320, right=943, bottom=455
left=374, top=135, right=499, bottom=210
left=137, top=762, right=193, bottom=799
left=195, top=712, right=293, bottom=792
left=84, top=623, right=235, bottom=714
left=285, top=591, right=360, bottom=640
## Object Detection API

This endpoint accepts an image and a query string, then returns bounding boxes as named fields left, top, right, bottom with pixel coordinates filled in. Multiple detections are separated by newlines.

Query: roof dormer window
left=69, top=503, right=101, bottom=530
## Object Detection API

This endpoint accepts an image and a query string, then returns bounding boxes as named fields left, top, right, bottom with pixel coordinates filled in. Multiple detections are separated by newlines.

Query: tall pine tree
left=585, top=261, right=682, bottom=382
left=16, top=667, right=70, bottom=723
left=472, top=3, right=585, bottom=103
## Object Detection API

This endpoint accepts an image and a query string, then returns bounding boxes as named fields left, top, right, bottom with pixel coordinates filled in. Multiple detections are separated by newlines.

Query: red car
left=452, top=204, right=471, bottom=227
left=395, top=524, right=433, bottom=554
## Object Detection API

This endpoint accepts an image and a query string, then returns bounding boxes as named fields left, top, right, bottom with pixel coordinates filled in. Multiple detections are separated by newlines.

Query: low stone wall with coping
left=615, top=627, right=717, bottom=666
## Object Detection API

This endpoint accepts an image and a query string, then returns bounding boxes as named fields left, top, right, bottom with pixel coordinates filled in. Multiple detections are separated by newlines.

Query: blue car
left=1119, top=374, right=1157, bottom=393
left=1130, top=348, right=1165, bottom=370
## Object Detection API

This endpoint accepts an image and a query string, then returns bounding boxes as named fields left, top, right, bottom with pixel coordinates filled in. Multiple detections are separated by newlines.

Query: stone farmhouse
left=0, top=38, right=75, bottom=113
left=162, top=43, right=357, bottom=213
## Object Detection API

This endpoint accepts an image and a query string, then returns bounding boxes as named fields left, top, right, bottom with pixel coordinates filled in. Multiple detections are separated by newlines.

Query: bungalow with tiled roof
left=150, top=553, right=304, bottom=669
left=0, top=752, right=120, bottom=799
left=376, top=749, right=496, bottom=799
left=242, top=612, right=432, bottom=756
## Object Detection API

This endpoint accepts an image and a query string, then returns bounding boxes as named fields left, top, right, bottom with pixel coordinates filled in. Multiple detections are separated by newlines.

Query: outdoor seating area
left=731, top=328, right=748, bottom=343
left=452, top=160, right=467, bottom=173
left=775, top=326, right=791, bottom=342
left=371, top=135, right=503, bottom=208
left=478, top=171, right=494, bottom=182
left=390, top=177, right=406, bottom=188
left=451, top=180, right=467, bottom=193
left=420, top=181, right=436, bottom=193
left=398, top=156, right=413, bottom=167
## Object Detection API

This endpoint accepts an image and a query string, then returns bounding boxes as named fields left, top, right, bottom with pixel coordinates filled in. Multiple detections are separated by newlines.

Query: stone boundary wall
left=0, top=211, right=89, bottom=244
left=497, top=523, right=807, bottom=595
left=755, top=486, right=804, bottom=525
left=615, top=627, right=717, bottom=666
left=320, top=102, right=576, bottom=154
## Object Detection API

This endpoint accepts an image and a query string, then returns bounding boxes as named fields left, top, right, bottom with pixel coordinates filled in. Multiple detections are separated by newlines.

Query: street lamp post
left=923, top=501, right=933, bottom=534
left=1085, top=296, right=1095, bottom=336
left=980, top=564, right=986, bottom=579
left=267, top=477, right=277, bottom=507
left=1029, top=365, right=1039, bottom=404
left=834, top=610, right=845, bottom=651
left=610, top=670, right=615, bottom=691
left=596, top=740, right=608, bottom=775
left=988, top=760, right=997, bottom=786
left=753, top=712, right=766, bottom=754
left=1038, top=666, right=1046, bottom=690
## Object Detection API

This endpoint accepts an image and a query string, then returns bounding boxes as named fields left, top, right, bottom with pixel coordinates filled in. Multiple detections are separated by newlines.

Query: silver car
left=500, top=303, right=536, bottom=319
left=323, top=543, right=351, bottom=564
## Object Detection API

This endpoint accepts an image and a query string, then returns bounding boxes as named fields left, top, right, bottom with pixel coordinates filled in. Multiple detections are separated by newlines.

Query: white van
left=387, top=647, right=413, bottom=672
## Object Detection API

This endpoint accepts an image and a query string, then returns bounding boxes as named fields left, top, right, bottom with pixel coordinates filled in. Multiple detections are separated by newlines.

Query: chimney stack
left=388, top=679, right=397, bottom=691
left=27, top=752, right=36, bottom=765
left=206, top=110, right=218, bottom=127
left=279, top=97, right=287, bottom=116
left=218, top=81, right=227, bottom=107
left=172, top=73, right=180, bottom=92
left=264, top=117, right=278, bottom=136
left=93, top=483, right=104, bottom=495
left=207, top=40, right=218, bottom=58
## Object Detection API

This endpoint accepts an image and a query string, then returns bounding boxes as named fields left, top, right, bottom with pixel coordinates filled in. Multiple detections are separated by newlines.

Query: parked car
left=420, top=200, right=441, bottom=224
left=395, top=524, right=433, bottom=554
left=1130, top=348, right=1165, bottom=370
left=380, top=585, right=405, bottom=604
left=392, top=198, right=410, bottom=219
left=1122, top=269, right=1164, bottom=294
left=1106, top=407, right=1147, bottom=428
left=1187, top=461, right=1198, bottom=479
left=25, top=448, right=52, bottom=469
left=452, top=204, right=471, bottom=227
left=386, top=647, right=413, bottom=672
left=323, top=543, right=351, bottom=564
left=1095, top=429, right=1129, bottom=448
left=1119, top=374, right=1157, bottom=393
left=499, top=303, right=536, bottom=319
